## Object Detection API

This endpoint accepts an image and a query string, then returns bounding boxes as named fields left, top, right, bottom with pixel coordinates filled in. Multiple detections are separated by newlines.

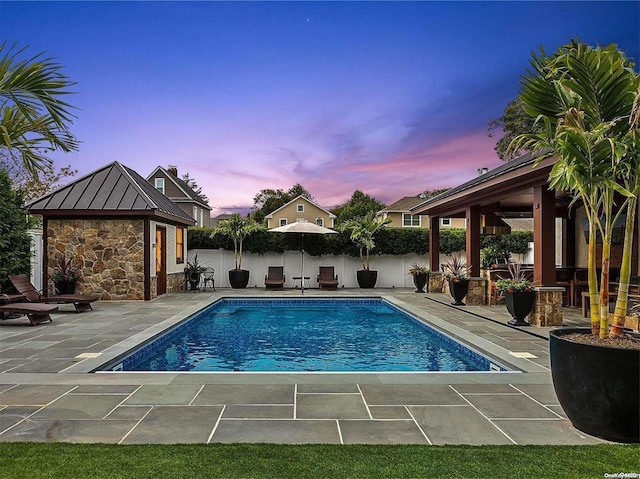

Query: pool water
left=106, top=299, right=506, bottom=372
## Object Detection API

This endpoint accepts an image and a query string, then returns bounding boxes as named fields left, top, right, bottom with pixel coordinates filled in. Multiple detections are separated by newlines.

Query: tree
left=1, top=155, right=77, bottom=202
left=0, top=43, right=79, bottom=178
left=0, top=169, right=31, bottom=293
left=511, top=40, right=640, bottom=339
left=251, top=184, right=314, bottom=224
left=331, top=190, right=386, bottom=225
left=341, top=213, right=392, bottom=271
left=211, top=213, right=262, bottom=270
left=488, top=98, right=540, bottom=161
left=181, top=172, right=209, bottom=203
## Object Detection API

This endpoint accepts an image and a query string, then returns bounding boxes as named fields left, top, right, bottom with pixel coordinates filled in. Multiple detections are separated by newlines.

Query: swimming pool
left=100, top=298, right=507, bottom=372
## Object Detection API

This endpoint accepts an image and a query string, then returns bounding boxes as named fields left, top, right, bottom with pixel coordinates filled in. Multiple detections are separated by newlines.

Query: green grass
left=0, top=444, right=639, bottom=478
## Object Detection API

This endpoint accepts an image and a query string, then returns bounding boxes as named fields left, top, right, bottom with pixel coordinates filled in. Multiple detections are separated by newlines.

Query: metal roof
left=28, top=161, right=196, bottom=225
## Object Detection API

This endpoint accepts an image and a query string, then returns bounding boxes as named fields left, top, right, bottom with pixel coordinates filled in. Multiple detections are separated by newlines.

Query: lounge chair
left=317, top=266, right=339, bottom=290
left=265, top=266, right=285, bottom=289
left=9, top=274, right=99, bottom=313
left=0, top=295, right=57, bottom=326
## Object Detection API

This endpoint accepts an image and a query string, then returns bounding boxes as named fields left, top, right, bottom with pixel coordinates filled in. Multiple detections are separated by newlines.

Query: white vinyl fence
left=188, top=249, right=442, bottom=289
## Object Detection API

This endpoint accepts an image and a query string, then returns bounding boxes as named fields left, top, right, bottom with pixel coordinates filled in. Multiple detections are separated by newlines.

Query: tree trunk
left=612, top=198, right=637, bottom=337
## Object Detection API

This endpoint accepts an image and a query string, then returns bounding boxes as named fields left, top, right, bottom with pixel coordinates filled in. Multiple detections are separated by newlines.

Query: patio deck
left=0, top=288, right=604, bottom=445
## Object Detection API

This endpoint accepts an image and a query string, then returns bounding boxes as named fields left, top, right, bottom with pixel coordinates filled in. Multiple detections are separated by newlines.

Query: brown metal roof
left=28, top=162, right=196, bottom=225
left=379, top=196, right=425, bottom=213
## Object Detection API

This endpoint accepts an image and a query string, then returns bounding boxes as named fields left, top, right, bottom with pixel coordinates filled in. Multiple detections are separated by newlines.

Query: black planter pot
left=228, top=269, right=250, bottom=289
left=504, top=290, right=535, bottom=326
left=412, top=273, right=429, bottom=293
left=54, top=279, right=76, bottom=295
left=449, top=279, right=469, bottom=305
left=188, top=273, right=201, bottom=291
left=356, top=270, right=378, bottom=288
left=550, top=327, right=640, bottom=443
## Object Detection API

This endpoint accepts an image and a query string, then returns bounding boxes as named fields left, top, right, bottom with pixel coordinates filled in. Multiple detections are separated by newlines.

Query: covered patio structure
left=411, top=152, right=572, bottom=326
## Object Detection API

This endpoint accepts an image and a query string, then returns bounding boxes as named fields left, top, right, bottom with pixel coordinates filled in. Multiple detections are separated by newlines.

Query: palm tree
left=0, top=43, right=79, bottom=177
left=211, top=214, right=262, bottom=270
left=342, top=213, right=391, bottom=271
left=511, top=40, right=639, bottom=339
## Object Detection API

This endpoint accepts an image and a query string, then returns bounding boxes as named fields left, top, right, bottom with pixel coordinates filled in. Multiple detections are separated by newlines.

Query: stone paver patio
left=0, top=288, right=604, bottom=445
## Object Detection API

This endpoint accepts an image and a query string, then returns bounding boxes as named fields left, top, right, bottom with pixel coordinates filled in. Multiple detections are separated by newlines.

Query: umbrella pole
left=301, top=233, right=304, bottom=294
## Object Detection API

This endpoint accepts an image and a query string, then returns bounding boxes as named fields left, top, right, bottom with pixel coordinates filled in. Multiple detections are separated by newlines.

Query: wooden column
left=466, top=206, right=481, bottom=277
left=429, top=215, right=440, bottom=272
left=533, top=186, right=556, bottom=286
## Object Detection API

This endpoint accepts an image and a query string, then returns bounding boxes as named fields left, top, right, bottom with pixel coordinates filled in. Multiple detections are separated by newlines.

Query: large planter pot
left=356, top=270, right=378, bottom=288
left=188, top=272, right=201, bottom=291
left=54, top=279, right=76, bottom=295
left=449, top=279, right=469, bottom=305
left=504, top=290, right=535, bottom=326
left=412, top=273, right=429, bottom=293
left=228, top=269, right=250, bottom=289
left=549, top=327, right=640, bottom=443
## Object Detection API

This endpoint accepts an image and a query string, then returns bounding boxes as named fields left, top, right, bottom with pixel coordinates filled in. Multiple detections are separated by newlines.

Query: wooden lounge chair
left=265, top=266, right=285, bottom=289
left=9, top=274, right=99, bottom=313
left=0, top=295, right=57, bottom=326
left=317, top=266, right=339, bottom=290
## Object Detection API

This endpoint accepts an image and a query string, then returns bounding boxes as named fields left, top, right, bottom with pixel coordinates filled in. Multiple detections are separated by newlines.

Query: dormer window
left=297, top=204, right=304, bottom=213
left=155, top=178, right=165, bottom=194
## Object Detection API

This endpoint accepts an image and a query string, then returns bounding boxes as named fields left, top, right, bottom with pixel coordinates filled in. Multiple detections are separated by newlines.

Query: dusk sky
left=2, top=1, right=638, bottom=217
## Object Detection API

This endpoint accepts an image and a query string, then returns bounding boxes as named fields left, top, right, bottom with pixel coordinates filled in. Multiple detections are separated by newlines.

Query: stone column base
left=530, top=287, right=564, bottom=327
left=466, top=277, right=487, bottom=306
left=428, top=272, right=444, bottom=293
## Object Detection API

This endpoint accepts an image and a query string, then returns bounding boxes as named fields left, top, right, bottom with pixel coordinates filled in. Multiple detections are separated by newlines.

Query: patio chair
left=0, top=294, right=57, bottom=326
left=202, top=267, right=216, bottom=292
left=487, top=268, right=509, bottom=306
left=317, top=266, right=339, bottom=290
left=265, top=266, right=285, bottom=289
left=9, top=274, right=98, bottom=313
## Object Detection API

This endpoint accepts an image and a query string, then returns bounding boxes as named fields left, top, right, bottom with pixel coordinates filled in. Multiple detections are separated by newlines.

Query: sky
left=1, top=1, right=639, bottom=217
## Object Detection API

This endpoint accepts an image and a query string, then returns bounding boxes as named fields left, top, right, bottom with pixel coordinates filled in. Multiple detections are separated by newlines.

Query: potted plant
left=184, top=254, right=207, bottom=291
left=50, top=254, right=82, bottom=295
left=343, top=213, right=391, bottom=288
left=212, top=213, right=262, bottom=288
left=442, top=256, right=470, bottom=305
left=495, top=261, right=534, bottom=326
left=512, top=40, right=640, bottom=442
left=408, top=262, right=430, bottom=293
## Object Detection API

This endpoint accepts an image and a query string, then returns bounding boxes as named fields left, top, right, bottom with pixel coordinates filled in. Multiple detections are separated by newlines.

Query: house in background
left=264, top=195, right=337, bottom=229
left=210, top=213, right=233, bottom=227
left=147, top=165, right=212, bottom=227
left=377, top=195, right=466, bottom=229
left=28, top=162, right=195, bottom=300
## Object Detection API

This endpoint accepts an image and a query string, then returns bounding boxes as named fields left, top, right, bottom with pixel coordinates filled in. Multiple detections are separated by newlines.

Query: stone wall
left=47, top=219, right=145, bottom=300
left=466, top=278, right=487, bottom=306
left=530, top=287, right=564, bottom=326
left=168, top=271, right=186, bottom=294
left=428, top=272, right=444, bottom=293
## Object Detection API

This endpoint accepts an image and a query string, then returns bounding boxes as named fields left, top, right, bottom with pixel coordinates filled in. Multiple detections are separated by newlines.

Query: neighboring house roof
left=28, top=161, right=196, bottom=225
left=211, top=213, right=233, bottom=226
left=378, top=196, right=425, bottom=213
left=147, top=166, right=211, bottom=210
left=264, top=195, right=337, bottom=219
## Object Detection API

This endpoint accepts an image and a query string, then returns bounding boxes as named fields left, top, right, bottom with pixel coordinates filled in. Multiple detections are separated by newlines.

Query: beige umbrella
left=269, top=221, right=337, bottom=294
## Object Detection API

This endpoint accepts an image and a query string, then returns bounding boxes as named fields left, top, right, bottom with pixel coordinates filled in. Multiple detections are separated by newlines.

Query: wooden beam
left=429, top=215, right=440, bottom=273
left=466, top=206, right=481, bottom=277
left=533, top=186, right=556, bottom=285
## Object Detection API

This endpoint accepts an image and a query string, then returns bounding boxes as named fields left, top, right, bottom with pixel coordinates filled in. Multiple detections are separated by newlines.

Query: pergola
left=411, top=152, right=568, bottom=287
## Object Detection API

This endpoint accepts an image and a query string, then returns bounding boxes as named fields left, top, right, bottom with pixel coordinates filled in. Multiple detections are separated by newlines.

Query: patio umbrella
left=268, top=221, right=337, bottom=294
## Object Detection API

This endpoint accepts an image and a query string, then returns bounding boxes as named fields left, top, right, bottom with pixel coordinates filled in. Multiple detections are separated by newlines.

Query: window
left=297, top=204, right=304, bottom=213
left=155, top=178, right=165, bottom=194
left=176, top=227, right=184, bottom=263
left=441, top=218, right=451, bottom=226
left=279, top=218, right=287, bottom=226
left=315, top=218, right=324, bottom=227
left=402, top=213, right=420, bottom=227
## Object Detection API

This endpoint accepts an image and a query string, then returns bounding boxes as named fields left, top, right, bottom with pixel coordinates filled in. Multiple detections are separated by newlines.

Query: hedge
left=188, top=227, right=533, bottom=258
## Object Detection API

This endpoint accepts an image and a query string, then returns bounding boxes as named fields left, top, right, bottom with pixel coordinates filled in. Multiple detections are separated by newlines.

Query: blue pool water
left=104, top=299, right=506, bottom=372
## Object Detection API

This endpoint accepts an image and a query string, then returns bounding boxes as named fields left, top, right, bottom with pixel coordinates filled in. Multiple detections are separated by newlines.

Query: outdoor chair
left=487, top=268, right=509, bottom=306
left=9, top=274, right=98, bottom=313
left=317, top=266, right=339, bottom=290
left=202, top=267, right=216, bottom=291
left=265, top=266, right=285, bottom=289
left=0, top=294, right=57, bottom=326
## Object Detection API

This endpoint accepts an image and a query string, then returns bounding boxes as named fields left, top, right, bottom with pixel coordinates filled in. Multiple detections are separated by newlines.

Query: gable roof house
left=264, top=195, right=337, bottom=229
left=147, top=165, right=212, bottom=227
left=377, top=195, right=466, bottom=229
left=29, top=162, right=196, bottom=300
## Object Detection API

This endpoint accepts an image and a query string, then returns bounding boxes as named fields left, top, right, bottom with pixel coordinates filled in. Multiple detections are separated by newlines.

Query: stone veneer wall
left=47, top=219, right=145, bottom=300
left=529, top=287, right=564, bottom=326
left=465, top=278, right=487, bottom=306
left=168, top=271, right=186, bottom=294
left=428, top=272, right=444, bottom=293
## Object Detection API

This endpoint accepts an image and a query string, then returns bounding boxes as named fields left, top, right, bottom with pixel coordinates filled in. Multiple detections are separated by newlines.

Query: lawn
left=1, top=443, right=638, bottom=478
